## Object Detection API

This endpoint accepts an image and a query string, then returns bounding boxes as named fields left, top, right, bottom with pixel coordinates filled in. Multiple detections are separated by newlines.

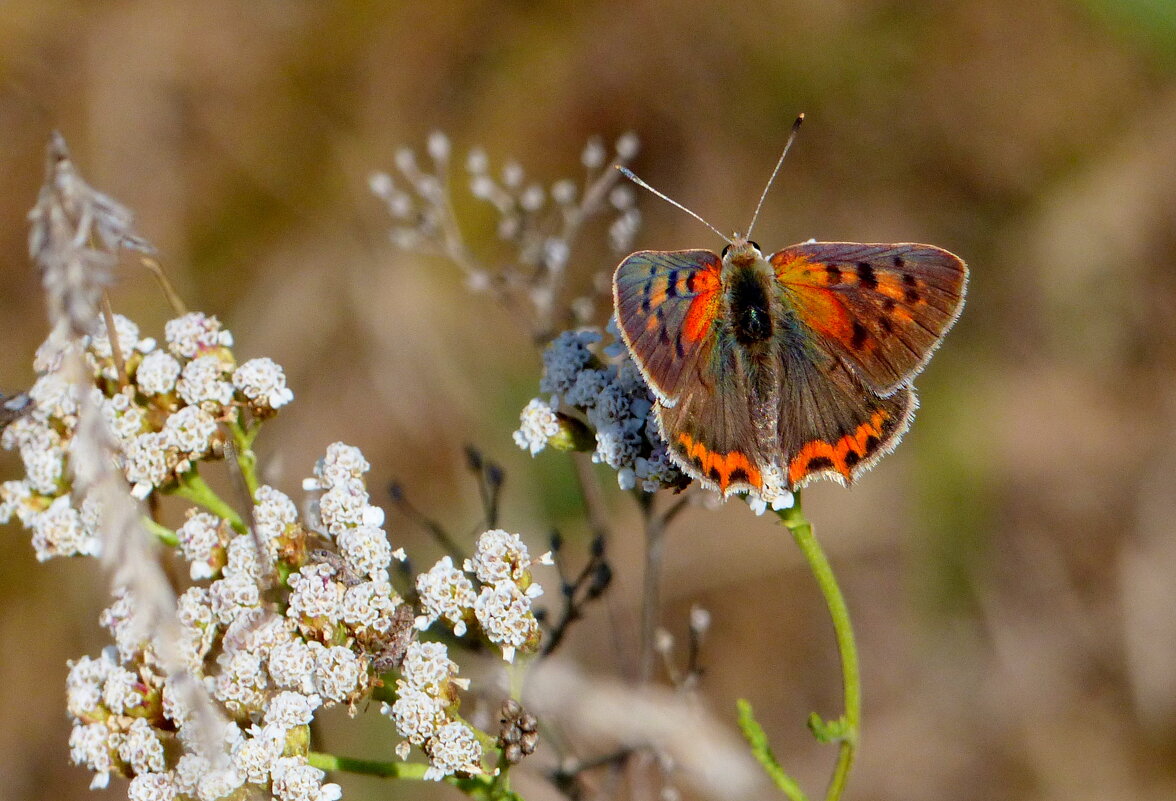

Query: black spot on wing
left=851, top=321, right=869, bottom=351
left=856, top=262, right=878, bottom=290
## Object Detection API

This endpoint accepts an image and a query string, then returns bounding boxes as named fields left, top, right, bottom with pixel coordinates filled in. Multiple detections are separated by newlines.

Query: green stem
left=141, top=516, right=178, bottom=547
left=227, top=418, right=260, bottom=498
left=173, top=469, right=247, bottom=534
left=307, top=752, right=427, bottom=779
left=776, top=493, right=860, bottom=801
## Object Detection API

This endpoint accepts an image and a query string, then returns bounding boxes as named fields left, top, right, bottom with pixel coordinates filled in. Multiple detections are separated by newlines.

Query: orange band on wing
left=678, top=433, right=762, bottom=493
left=788, top=411, right=888, bottom=484
left=682, top=268, right=721, bottom=342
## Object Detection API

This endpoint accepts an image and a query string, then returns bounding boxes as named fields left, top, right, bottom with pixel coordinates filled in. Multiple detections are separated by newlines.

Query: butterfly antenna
left=746, top=113, right=805, bottom=238
left=617, top=165, right=732, bottom=245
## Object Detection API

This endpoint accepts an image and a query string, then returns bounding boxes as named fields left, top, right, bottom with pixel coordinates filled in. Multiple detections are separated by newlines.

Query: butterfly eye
left=748, top=241, right=761, bottom=252
left=721, top=244, right=731, bottom=258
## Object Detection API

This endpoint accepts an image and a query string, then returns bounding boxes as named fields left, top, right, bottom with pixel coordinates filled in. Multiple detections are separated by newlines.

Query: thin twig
left=139, top=255, right=187, bottom=316
left=99, top=292, right=129, bottom=388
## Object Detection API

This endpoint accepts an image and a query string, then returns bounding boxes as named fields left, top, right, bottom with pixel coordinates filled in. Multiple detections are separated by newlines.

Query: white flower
left=253, top=485, right=298, bottom=541
left=265, top=691, right=322, bottom=729
left=128, top=772, right=176, bottom=801
left=176, top=354, right=235, bottom=409
left=270, top=756, right=342, bottom=801
left=513, top=397, right=560, bottom=456
left=337, top=524, right=392, bottom=579
left=66, top=652, right=117, bottom=718
left=165, top=312, right=233, bottom=359
left=177, top=511, right=224, bottom=579
left=312, top=645, right=362, bottom=705
left=287, top=563, right=343, bottom=625
left=539, top=329, right=600, bottom=398
left=136, top=349, right=182, bottom=395
left=117, top=717, right=167, bottom=774
left=308, top=442, right=370, bottom=491
left=465, top=528, right=551, bottom=585
left=424, top=720, right=484, bottom=780
left=123, top=431, right=171, bottom=498
left=475, top=581, right=540, bottom=663
left=386, top=685, right=445, bottom=746
left=416, top=556, right=476, bottom=636
left=30, top=494, right=98, bottom=561
left=100, top=387, right=146, bottom=444
left=232, top=357, right=294, bottom=410
left=268, top=639, right=318, bottom=694
left=29, top=370, right=79, bottom=420
left=341, top=580, right=397, bottom=630
left=208, top=572, right=262, bottom=624
left=69, top=722, right=113, bottom=788
left=215, top=649, right=269, bottom=715
left=163, top=405, right=218, bottom=460
left=399, top=641, right=460, bottom=696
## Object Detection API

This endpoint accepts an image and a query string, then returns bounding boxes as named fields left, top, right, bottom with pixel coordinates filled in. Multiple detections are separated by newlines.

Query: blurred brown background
left=2, top=1, right=1176, bottom=800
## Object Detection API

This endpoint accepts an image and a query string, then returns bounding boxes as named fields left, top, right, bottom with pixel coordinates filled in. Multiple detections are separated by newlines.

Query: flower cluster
left=370, top=131, right=642, bottom=336
left=514, top=325, right=686, bottom=494
left=415, top=528, right=552, bottom=663
left=0, top=301, right=558, bottom=795
left=1, top=310, right=293, bottom=539
left=382, top=641, right=483, bottom=780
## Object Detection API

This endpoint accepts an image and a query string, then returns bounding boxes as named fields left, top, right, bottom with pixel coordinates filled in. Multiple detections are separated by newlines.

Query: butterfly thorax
left=721, top=239, right=777, bottom=347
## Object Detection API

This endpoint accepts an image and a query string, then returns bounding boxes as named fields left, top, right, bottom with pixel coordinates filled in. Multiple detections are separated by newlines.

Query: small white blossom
left=399, top=641, right=460, bottom=696
left=307, top=442, right=370, bottom=491
left=176, top=354, right=235, bottom=410
left=208, top=572, right=262, bottom=624
left=215, top=649, right=269, bottom=715
left=265, top=691, right=322, bottom=729
left=69, top=722, right=113, bottom=788
left=287, top=563, right=342, bottom=625
left=100, top=387, right=146, bottom=444
left=475, top=580, right=540, bottom=662
left=117, top=717, right=167, bottom=774
left=312, top=645, right=362, bottom=705
left=337, top=524, right=391, bottom=579
left=271, top=756, right=342, bottom=801
left=136, top=349, right=182, bottom=395
left=416, top=556, right=476, bottom=636
left=67, top=652, right=117, bottom=718
left=177, top=511, right=224, bottom=579
left=30, top=494, right=98, bottom=560
left=128, top=772, right=176, bottom=801
left=513, top=397, right=560, bottom=456
left=465, top=528, right=551, bottom=585
left=124, top=431, right=171, bottom=498
left=385, top=684, right=445, bottom=746
left=163, top=405, right=218, bottom=461
left=268, top=639, right=318, bottom=694
left=165, top=312, right=233, bottom=359
left=232, top=357, right=293, bottom=410
left=424, top=720, right=484, bottom=780
left=253, top=485, right=298, bottom=541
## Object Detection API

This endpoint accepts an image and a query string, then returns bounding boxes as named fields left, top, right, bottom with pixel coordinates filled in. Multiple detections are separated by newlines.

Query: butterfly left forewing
left=771, top=242, right=967, bottom=395
left=613, top=249, right=723, bottom=404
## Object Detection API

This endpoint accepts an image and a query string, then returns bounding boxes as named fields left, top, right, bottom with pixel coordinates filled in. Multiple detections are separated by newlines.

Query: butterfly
left=612, top=118, right=967, bottom=503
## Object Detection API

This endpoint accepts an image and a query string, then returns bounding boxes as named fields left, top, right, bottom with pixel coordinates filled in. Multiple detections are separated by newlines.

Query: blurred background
left=2, top=1, right=1176, bottom=800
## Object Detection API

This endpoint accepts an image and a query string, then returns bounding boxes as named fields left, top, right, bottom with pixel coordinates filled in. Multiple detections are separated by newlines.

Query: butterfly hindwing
left=613, top=250, right=723, bottom=404
left=774, top=340, right=916, bottom=488
left=655, top=334, right=775, bottom=496
left=771, top=243, right=967, bottom=395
